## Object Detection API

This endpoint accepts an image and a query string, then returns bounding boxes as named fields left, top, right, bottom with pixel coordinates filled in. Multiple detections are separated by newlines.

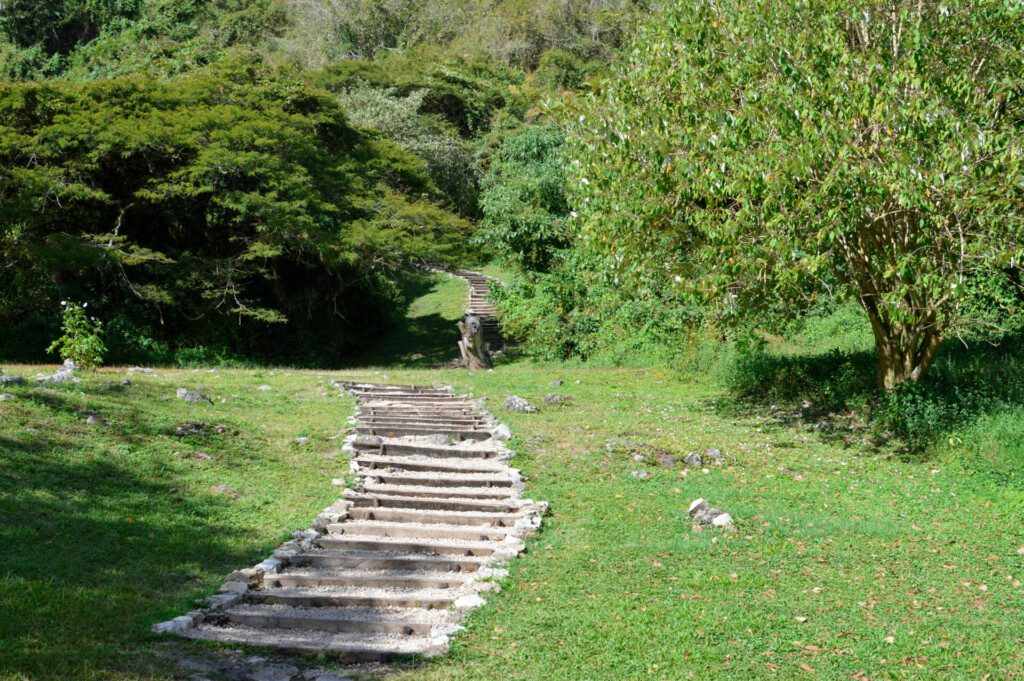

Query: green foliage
left=0, top=0, right=143, bottom=55
left=565, top=0, right=1024, bottom=388
left=476, top=124, right=569, bottom=271
left=533, top=48, right=587, bottom=91
left=0, top=56, right=472, bottom=364
left=46, top=301, right=106, bottom=368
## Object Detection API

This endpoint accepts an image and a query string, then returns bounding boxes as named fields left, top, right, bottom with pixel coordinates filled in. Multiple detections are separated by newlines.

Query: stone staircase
left=454, top=270, right=504, bottom=352
left=157, top=382, right=545, bottom=663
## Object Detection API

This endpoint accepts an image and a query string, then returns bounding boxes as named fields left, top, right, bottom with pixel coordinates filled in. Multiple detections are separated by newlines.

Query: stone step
left=250, top=585, right=457, bottom=609
left=183, top=623, right=438, bottom=661
left=268, top=567, right=475, bottom=590
left=290, top=548, right=485, bottom=572
left=222, top=603, right=448, bottom=636
left=357, top=419, right=488, bottom=430
left=355, top=426, right=491, bottom=441
left=317, top=534, right=500, bottom=557
left=353, top=441, right=502, bottom=459
left=360, top=482, right=513, bottom=500
left=327, top=520, right=510, bottom=542
left=346, top=506, right=523, bottom=528
left=353, top=453, right=508, bottom=474
left=362, top=470, right=517, bottom=488
left=357, top=414, right=487, bottom=425
left=344, top=490, right=516, bottom=513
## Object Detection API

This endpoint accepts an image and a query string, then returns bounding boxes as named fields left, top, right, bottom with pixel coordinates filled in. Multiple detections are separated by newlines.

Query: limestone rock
left=176, top=388, right=212, bottom=404
left=454, top=594, right=487, bottom=611
left=542, top=393, right=567, bottom=405
left=711, top=513, right=734, bottom=526
left=704, top=448, right=724, bottom=465
left=656, top=451, right=677, bottom=468
left=491, top=423, right=512, bottom=441
left=683, top=453, right=703, bottom=467
left=631, top=470, right=649, bottom=479
left=548, top=379, right=563, bottom=387
left=0, top=393, right=15, bottom=401
left=0, top=375, right=25, bottom=386
left=504, top=395, right=538, bottom=413
left=249, top=664, right=300, bottom=681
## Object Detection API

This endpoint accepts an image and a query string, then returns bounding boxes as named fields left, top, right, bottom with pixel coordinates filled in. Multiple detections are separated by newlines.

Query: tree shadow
left=717, top=332, right=1024, bottom=452
left=0, top=385, right=288, bottom=678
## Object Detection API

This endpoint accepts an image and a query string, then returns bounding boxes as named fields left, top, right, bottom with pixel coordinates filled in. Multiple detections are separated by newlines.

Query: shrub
left=47, top=302, right=106, bottom=369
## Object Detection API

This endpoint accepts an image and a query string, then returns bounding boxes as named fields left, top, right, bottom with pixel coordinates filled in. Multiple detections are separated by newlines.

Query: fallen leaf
left=885, top=636, right=895, bottom=644
left=799, top=663, right=814, bottom=673
left=795, top=616, right=808, bottom=623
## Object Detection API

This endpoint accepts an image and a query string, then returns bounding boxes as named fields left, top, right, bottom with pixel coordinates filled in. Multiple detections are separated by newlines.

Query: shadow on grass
left=0, top=388, right=274, bottom=678
left=345, top=270, right=464, bottom=369
left=720, top=332, right=1024, bottom=452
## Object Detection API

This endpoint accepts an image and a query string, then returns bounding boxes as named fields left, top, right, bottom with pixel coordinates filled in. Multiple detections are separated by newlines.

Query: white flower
left=674, top=275, right=682, bottom=283
left=60, top=301, right=67, bottom=306
left=82, top=303, right=88, bottom=309
left=581, top=178, right=590, bottom=185
left=570, top=211, right=578, bottom=218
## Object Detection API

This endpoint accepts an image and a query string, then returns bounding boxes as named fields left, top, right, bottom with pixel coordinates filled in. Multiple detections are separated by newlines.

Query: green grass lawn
left=2, top=359, right=1022, bottom=679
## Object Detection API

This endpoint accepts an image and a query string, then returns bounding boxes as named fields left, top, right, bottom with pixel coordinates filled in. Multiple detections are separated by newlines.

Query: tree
left=567, top=0, right=1024, bottom=388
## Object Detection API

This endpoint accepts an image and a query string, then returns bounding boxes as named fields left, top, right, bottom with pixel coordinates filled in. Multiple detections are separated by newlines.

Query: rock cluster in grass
left=176, top=387, right=212, bottom=403
left=684, top=448, right=725, bottom=468
left=0, top=393, right=14, bottom=401
left=504, top=395, right=538, bottom=413
left=36, top=360, right=80, bottom=384
left=542, top=393, right=568, bottom=405
left=1, top=374, right=25, bottom=386
left=688, top=498, right=733, bottom=526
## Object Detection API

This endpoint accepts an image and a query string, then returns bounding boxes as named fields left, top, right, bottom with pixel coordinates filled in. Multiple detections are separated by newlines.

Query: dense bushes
left=0, top=57, right=472, bottom=364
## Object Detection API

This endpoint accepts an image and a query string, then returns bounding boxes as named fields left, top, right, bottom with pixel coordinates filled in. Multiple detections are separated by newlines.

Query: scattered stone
left=688, top=499, right=708, bottom=516
left=128, top=367, right=156, bottom=375
left=121, top=378, right=132, bottom=387
left=542, top=393, right=567, bottom=405
left=711, top=513, right=734, bottom=526
left=177, top=388, right=212, bottom=404
left=193, top=451, right=212, bottom=461
left=86, top=414, right=101, bottom=426
left=656, top=451, right=677, bottom=468
left=631, top=470, right=649, bottom=479
left=0, top=393, right=15, bottom=401
left=294, top=437, right=310, bottom=446
left=454, top=594, right=487, bottom=611
left=504, top=395, right=538, bottom=413
left=548, top=379, right=563, bottom=387
left=683, top=453, right=703, bottom=467
left=0, top=375, right=25, bottom=386
left=688, top=498, right=734, bottom=526
left=176, top=421, right=209, bottom=436
left=257, top=385, right=272, bottom=391
left=704, top=448, right=724, bottom=464
left=632, top=453, right=646, bottom=463
left=36, top=360, right=79, bottom=384
left=491, top=424, right=512, bottom=441
left=249, top=664, right=301, bottom=681
left=210, top=485, right=240, bottom=499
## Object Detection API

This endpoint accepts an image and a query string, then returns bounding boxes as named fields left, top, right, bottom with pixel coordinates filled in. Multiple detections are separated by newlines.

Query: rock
left=305, top=672, right=354, bottom=681
left=294, top=437, right=310, bottom=446
left=491, top=424, right=512, bottom=441
left=0, top=393, right=15, bottom=401
left=176, top=388, right=211, bottom=404
left=631, top=453, right=646, bottom=463
left=36, top=360, right=80, bottom=384
left=656, top=451, right=677, bottom=468
left=353, top=435, right=383, bottom=447
left=249, top=664, right=301, bottom=681
left=631, top=470, right=649, bottom=479
left=542, top=393, right=567, bottom=405
left=454, top=594, right=487, bottom=611
left=219, top=580, right=249, bottom=595
left=176, top=421, right=209, bottom=436
left=688, top=498, right=709, bottom=516
left=151, top=615, right=196, bottom=634
left=504, top=395, right=538, bottom=413
left=86, top=414, right=100, bottom=426
left=121, top=378, right=132, bottom=387
left=128, top=367, right=156, bottom=375
left=711, top=513, right=734, bottom=526
left=0, top=375, right=25, bottom=386
left=192, top=451, right=212, bottom=461
left=257, top=385, right=272, bottom=391
left=683, top=453, right=703, bottom=467
left=210, top=485, right=240, bottom=499
left=549, top=379, right=563, bottom=387
left=704, top=448, right=724, bottom=464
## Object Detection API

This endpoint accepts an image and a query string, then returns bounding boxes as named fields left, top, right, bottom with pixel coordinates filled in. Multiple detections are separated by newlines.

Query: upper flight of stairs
left=159, top=382, right=545, bottom=662
left=454, top=270, right=504, bottom=353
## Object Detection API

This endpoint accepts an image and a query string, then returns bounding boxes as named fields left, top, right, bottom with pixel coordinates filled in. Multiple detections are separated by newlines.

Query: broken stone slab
left=542, top=393, right=568, bottom=405
left=503, top=396, right=538, bottom=413
left=207, top=593, right=242, bottom=610
left=36, top=360, right=80, bottom=384
left=711, top=513, right=734, bottom=526
left=219, top=580, right=249, bottom=595
left=0, top=375, right=25, bottom=386
left=177, top=388, right=212, bottom=404
left=491, top=423, right=512, bottom=441
left=151, top=611, right=202, bottom=634
left=631, top=470, right=649, bottom=479
left=683, top=453, right=703, bottom=467
left=688, top=498, right=709, bottom=516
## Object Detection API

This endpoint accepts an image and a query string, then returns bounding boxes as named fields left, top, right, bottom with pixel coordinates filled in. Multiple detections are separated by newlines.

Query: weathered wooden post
left=457, top=314, right=493, bottom=370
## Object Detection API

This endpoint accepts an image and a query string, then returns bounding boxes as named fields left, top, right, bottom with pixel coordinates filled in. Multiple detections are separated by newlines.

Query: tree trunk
left=860, top=297, right=943, bottom=390
left=457, top=314, right=492, bottom=370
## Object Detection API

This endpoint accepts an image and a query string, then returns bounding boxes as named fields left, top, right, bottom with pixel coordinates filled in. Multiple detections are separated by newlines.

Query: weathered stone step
left=355, top=426, right=491, bottom=441
left=222, top=603, right=448, bottom=636
left=357, top=419, right=488, bottom=431
left=290, top=548, right=485, bottom=572
left=317, top=534, right=500, bottom=557
left=250, top=585, right=457, bottom=609
left=268, top=567, right=474, bottom=590
left=360, top=482, right=513, bottom=500
left=327, top=520, right=510, bottom=542
left=362, top=470, right=517, bottom=488
left=184, top=624, right=438, bottom=661
left=357, top=413, right=487, bottom=425
left=353, top=453, right=507, bottom=474
left=344, top=490, right=516, bottom=513
left=353, top=441, right=502, bottom=459
left=347, top=506, right=522, bottom=528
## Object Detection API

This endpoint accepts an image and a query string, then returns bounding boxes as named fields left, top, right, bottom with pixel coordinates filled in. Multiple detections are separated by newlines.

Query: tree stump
left=457, top=314, right=493, bottom=370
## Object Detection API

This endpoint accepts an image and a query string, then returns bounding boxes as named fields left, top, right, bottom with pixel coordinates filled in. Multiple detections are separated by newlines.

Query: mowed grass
left=0, top=366, right=354, bottom=679
left=3, top=361, right=1023, bottom=679
left=338, top=364, right=1024, bottom=680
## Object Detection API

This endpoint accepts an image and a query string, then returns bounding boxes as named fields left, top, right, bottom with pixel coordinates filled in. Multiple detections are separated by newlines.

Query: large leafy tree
left=0, top=56, right=471, bottom=362
left=567, top=0, right=1024, bottom=388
